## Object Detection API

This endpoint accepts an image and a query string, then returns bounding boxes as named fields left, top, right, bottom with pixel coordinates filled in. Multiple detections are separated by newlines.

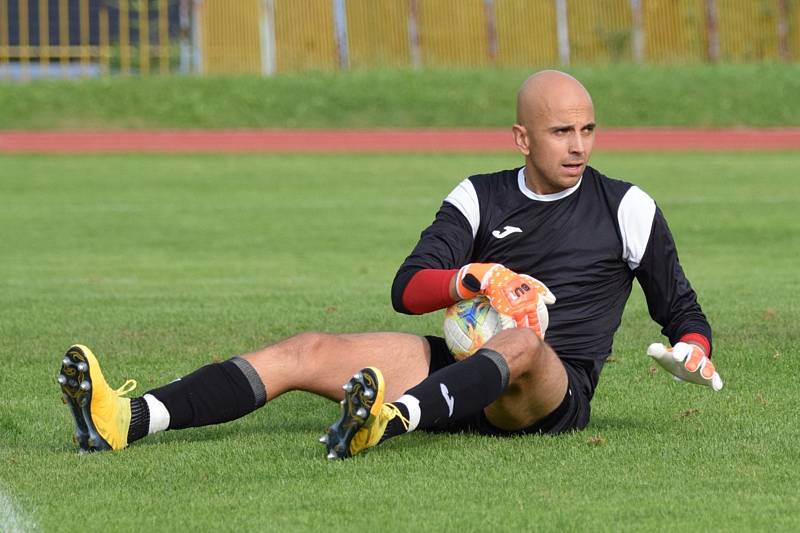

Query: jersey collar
left=517, top=168, right=583, bottom=202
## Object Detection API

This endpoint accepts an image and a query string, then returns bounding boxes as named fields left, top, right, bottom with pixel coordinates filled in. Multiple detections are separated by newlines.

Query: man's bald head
left=516, top=70, right=593, bottom=126
left=511, top=70, right=596, bottom=195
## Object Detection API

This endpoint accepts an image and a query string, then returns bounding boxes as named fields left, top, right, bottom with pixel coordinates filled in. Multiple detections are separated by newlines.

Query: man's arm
left=634, top=207, right=722, bottom=390
left=391, top=202, right=474, bottom=315
left=634, top=207, right=712, bottom=352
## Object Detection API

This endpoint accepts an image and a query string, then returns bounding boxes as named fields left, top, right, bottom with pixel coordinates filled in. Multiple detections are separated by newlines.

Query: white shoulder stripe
left=444, top=178, right=480, bottom=238
left=618, top=186, right=656, bottom=269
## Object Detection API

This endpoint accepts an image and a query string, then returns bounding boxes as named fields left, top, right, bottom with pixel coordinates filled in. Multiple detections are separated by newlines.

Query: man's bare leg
left=241, top=332, right=431, bottom=401
left=59, top=333, right=432, bottom=452
left=138, top=332, right=432, bottom=440
left=323, top=327, right=569, bottom=459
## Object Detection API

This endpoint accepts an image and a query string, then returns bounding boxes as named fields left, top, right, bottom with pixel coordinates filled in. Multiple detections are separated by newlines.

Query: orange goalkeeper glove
left=456, top=263, right=556, bottom=337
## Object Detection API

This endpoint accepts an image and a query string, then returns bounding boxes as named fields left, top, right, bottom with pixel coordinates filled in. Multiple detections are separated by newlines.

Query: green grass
left=1, top=64, right=799, bottom=129
left=1, top=151, right=799, bottom=531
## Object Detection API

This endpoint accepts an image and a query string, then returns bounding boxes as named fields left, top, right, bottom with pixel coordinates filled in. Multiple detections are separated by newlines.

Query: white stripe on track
left=0, top=484, right=37, bottom=533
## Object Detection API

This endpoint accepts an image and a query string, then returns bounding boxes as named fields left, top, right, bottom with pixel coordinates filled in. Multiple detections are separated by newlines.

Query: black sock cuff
left=227, top=357, right=267, bottom=408
left=473, top=348, right=510, bottom=391
left=128, top=396, right=149, bottom=443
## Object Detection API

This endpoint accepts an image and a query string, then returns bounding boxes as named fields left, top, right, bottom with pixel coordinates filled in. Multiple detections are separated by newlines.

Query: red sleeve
left=679, top=333, right=711, bottom=358
left=401, top=269, right=459, bottom=315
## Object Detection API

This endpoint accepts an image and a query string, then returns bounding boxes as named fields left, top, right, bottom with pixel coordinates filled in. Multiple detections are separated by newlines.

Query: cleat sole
left=58, top=345, right=112, bottom=452
left=322, top=368, right=383, bottom=460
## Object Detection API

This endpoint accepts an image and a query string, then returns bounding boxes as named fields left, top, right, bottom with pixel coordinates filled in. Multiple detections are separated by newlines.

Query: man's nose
left=569, top=133, right=585, bottom=154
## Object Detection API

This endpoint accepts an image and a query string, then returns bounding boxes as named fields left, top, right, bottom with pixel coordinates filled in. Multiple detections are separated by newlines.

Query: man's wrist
left=449, top=273, right=461, bottom=301
left=678, top=333, right=711, bottom=358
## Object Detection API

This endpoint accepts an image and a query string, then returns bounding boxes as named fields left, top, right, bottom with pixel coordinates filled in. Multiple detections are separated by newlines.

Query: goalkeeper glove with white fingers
left=456, top=263, right=556, bottom=337
left=647, top=342, right=723, bottom=391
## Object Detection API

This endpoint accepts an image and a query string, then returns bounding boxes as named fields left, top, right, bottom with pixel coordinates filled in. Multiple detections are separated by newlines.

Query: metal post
left=704, top=0, right=720, bottom=63
left=159, top=0, right=169, bottom=73
left=555, top=0, right=569, bottom=66
left=100, top=2, right=110, bottom=75
left=18, top=0, right=30, bottom=80
left=484, top=0, right=497, bottom=65
left=408, top=0, right=421, bottom=69
left=260, top=0, right=277, bottom=75
left=192, top=0, right=204, bottom=74
left=0, top=0, right=8, bottom=79
left=80, top=0, right=89, bottom=76
left=333, top=0, right=349, bottom=70
left=140, top=0, right=150, bottom=74
left=120, top=0, right=130, bottom=74
left=39, top=0, right=49, bottom=71
left=776, top=0, right=789, bottom=62
left=179, top=0, right=190, bottom=73
left=58, top=0, right=69, bottom=77
left=630, top=0, right=643, bottom=64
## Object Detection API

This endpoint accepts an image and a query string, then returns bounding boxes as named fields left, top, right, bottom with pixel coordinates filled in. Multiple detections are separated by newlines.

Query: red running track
left=1, top=128, right=799, bottom=153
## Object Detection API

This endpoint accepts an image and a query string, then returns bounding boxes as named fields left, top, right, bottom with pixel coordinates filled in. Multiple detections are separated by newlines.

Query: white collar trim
left=517, top=168, right=582, bottom=201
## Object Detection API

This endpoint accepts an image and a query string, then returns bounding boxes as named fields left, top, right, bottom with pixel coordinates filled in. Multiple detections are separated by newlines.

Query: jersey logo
left=440, top=383, right=455, bottom=417
left=492, top=225, right=522, bottom=239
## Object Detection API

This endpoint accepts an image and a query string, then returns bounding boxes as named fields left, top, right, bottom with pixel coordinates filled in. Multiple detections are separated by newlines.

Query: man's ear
left=512, top=124, right=530, bottom=156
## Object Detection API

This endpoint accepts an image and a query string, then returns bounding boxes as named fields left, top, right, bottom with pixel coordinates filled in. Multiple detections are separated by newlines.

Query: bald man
left=58, top=71, right=722, bottom=459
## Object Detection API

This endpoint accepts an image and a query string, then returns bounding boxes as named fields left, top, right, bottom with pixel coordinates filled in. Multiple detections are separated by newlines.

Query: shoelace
left=114, top=379, right=137, bottom=396
left=385, top=403, right=410, bottom=431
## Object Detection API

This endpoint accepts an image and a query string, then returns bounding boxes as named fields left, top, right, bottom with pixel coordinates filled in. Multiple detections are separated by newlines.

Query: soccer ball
left=443, top=296, right=515, bottom=360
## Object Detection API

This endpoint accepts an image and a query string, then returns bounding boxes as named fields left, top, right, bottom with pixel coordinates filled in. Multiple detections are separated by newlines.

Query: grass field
left=1, top=151, right=799, bottom=531
left=2, top=64, right=800, bottom=129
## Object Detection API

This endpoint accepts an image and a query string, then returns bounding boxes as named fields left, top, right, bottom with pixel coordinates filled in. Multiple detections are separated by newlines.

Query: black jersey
left=392, top=166, right=711, bottom=392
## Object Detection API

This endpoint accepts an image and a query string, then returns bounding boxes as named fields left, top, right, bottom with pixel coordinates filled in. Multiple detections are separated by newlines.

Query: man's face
left=514, top=96, right=596, bottom=194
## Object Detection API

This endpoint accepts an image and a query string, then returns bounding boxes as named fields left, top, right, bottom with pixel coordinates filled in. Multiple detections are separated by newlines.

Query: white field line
left=0, top=484, right=38, bottom=533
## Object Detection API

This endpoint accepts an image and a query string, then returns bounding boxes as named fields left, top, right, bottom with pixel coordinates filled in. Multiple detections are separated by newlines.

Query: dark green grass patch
left=1, top=64, right=799, bottom=129
left=0, top=152, right=799, bottom=531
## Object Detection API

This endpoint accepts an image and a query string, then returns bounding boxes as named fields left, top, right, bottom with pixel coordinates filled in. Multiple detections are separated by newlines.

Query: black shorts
left=424, top=336, right=592, bottom=437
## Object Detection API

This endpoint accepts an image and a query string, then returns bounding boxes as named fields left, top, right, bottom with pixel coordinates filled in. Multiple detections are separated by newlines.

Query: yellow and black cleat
left=320, top=367, right=407, bottom=460
left=320, top=367, right=384, bottom=459
left=58, top=345, right=137, bottom=452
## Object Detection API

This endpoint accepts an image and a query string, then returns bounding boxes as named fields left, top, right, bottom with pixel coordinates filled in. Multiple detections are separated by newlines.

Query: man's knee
left=483, top=328, right=547, bottom=380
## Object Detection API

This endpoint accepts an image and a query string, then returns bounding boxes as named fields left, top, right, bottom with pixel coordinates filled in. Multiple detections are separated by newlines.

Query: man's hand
left=647, top=342, right=723, bottom=391
left=456, top=263, right=556, bottom=337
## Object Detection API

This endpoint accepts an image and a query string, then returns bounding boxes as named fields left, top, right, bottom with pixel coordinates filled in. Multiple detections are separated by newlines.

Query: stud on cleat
left=319, top=435, right=328, bottom=444
left=343, top=382, right=353, bottom=393
left=356, top=407, right=367, bottom=419
left=79, top=381, right=91, bottom=391
left=76, top=362, right=88, bottom=372
left=327, top=452, right=337, bottom=460
left=354, top=372, right=363, bottom=380
left=364, top=389, right=374, bottom=399
left=58, top=374, right=67, bottom=385
left=63, top=357, right=71, bottom=366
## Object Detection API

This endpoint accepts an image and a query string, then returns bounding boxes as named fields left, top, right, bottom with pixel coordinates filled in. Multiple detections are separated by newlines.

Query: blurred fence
left=1, top=0, right=798, bottom=79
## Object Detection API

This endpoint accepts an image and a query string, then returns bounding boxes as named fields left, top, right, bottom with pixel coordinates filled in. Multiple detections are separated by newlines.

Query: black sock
left=144, top=357, right=267, bottom=430
left=392, top=348, right=510, bottom=434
